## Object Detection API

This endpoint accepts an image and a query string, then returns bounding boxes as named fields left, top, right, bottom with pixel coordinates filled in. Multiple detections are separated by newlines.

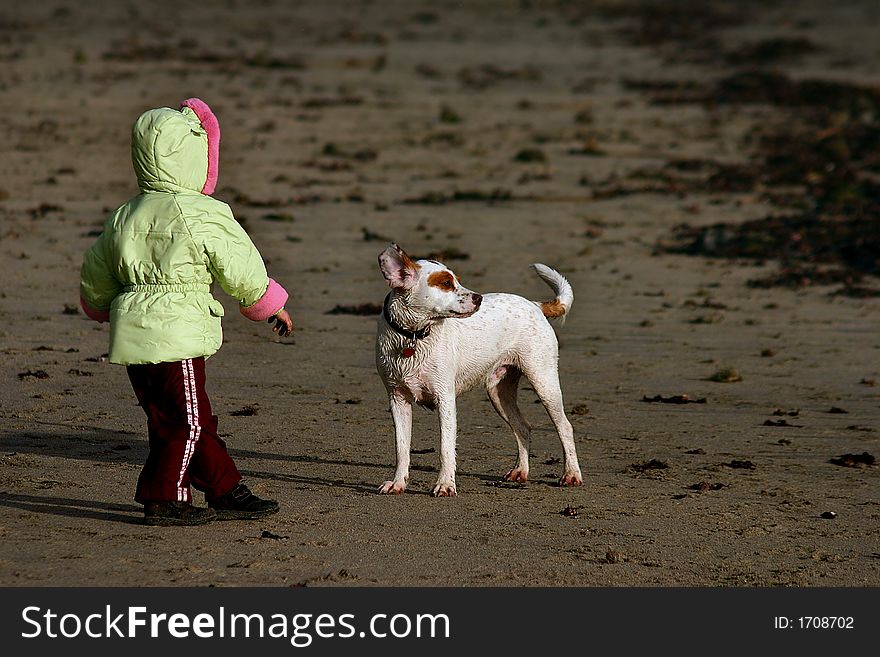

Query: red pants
left=127, top=357, right=240, bottom=504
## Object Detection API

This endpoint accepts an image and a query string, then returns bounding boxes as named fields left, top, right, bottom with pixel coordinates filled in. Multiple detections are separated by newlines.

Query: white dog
left=375, top=243, right=583, bottom=496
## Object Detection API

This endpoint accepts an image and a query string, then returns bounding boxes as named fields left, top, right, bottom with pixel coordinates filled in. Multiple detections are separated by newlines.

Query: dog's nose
left=472, top=293, right=482, bottom=306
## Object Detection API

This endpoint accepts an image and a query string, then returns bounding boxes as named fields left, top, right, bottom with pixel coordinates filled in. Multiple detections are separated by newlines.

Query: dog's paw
left=559, top=472, right=583, bottom=487
left=432, top=482, right=457, bottom=497
left=378, top=480, right=407, bottom=495
left=503, top=468, right=529, bottom=483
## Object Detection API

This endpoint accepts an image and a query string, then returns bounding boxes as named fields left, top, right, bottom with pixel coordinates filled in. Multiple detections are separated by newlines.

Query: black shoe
left=208, top=483, right=279, bottom=520
left=143, top=501, right=217, bottom=526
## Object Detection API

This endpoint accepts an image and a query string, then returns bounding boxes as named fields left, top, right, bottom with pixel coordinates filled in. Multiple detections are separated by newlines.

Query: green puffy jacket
left=80, top=98, right=288, bottom=365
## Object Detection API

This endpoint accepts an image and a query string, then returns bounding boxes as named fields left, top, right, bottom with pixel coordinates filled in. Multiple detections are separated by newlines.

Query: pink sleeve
left=80, top=296, right=110, bottom=323
left=239, top=278, right=288, bottom=321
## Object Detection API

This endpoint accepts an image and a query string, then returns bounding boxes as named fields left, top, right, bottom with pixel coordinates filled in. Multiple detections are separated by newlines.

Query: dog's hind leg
left=487, top=366, right=532, bottom=482
left=523, top=365, right=583, bottom=487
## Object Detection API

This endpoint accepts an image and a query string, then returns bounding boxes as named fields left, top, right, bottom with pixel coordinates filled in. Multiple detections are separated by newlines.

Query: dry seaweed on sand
left=438, top=105, right=462, bottom=124
left=724, top=37, right=820, bottom=66
left=642, top=394, right=706, bottom=404
left=713, top=70, right=880, bottom=114
left=230, top=404, right=259, bottom=416
left=660, top=116, right=880, bottom=269
left=260, top=212, right=295, bottom=223
left=665, top=218, right=880, bottom=293
left=604, top=1, right=747, bottom=48
left=647, top=69, right=880, bottom=295
left=630, top=69, right=880, bottom=115
left=260, top=530, right=287, bottom=540
left=763, top=419, right=803, bottom=428
left=830, top=452, right=875, bottom=468
left=707, top=368, right=742, bottom=383
left=361, top=227, right=392, bottom=242
left=402, top=188, right=513, bottom=205
left=18, top=369, right=49, bottom=380
left=513, top=148, right=547, bottom=163
left=103, top=40, right=306, bottom=70
left=690, top=481, right=727, bottom=492
left=457, top=64, right=542, bottom=90
left=411, top=247, right=470, bottom=261
left=629, top=459, right=670, bottom=473
left=632, top=70, right=880, bottom=292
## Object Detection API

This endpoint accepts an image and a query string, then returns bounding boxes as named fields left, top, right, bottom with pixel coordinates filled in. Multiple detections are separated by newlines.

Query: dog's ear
left=379, top=243, right=420, bottom=289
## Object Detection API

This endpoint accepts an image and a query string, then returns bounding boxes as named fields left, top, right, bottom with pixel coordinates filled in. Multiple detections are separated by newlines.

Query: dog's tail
left=531, top=263, right=574, bottom=325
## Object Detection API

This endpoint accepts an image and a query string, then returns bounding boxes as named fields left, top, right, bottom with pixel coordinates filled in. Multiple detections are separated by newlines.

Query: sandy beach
left=0, top=0, right=877, bottom=586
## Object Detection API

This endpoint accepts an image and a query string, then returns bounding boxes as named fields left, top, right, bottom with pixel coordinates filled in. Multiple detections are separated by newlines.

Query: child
left=80, top=98, right=293, bottom=526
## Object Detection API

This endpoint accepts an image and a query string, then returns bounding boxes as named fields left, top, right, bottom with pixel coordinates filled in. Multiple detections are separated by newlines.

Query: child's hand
left=269, top=308, right=293, bottom=337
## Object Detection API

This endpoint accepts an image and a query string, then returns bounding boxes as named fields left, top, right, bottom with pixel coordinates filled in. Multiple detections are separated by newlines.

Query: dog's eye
left=428, top=271, right=457, bottom=291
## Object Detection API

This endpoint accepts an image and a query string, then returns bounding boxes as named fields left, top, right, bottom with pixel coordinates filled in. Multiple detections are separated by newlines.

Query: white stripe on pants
left=176, top=359, right=202, bottom=502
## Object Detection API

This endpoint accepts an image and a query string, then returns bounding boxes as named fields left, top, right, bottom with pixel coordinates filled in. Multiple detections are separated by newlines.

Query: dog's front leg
left=379, top=392, right=412, bottom=494
left=432, top=391, right=457, bottom=497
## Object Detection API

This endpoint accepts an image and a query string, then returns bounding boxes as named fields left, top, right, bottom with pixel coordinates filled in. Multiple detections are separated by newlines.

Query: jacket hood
left=131, top=98, right=220, bottom=195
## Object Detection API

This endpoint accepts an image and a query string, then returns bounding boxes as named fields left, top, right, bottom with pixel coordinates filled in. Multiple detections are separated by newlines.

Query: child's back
left=82, top=103, right=283, bottom=366
left=80, top=99, right=292, bottom=526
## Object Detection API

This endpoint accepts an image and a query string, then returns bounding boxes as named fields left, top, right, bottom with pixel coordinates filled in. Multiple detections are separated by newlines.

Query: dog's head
left=379, top=243, right=482, bottom=319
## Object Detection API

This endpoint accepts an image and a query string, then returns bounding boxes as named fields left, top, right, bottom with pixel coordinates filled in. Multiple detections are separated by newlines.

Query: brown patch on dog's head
left=427, top=271, right=455, bottom=292
left=541, top=299, right=566, bottom=318
left=398, top=246, right=421, bottom=273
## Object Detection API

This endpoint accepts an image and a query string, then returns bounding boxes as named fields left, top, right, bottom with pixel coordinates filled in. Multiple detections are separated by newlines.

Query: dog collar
left=383, top=293, right=432, bottom=343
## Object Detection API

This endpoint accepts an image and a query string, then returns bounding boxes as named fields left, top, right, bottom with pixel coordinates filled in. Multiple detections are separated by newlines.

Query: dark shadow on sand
left=0, top=492, right=143, bottom=525
left=0, top=425, right=505, bottom=491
